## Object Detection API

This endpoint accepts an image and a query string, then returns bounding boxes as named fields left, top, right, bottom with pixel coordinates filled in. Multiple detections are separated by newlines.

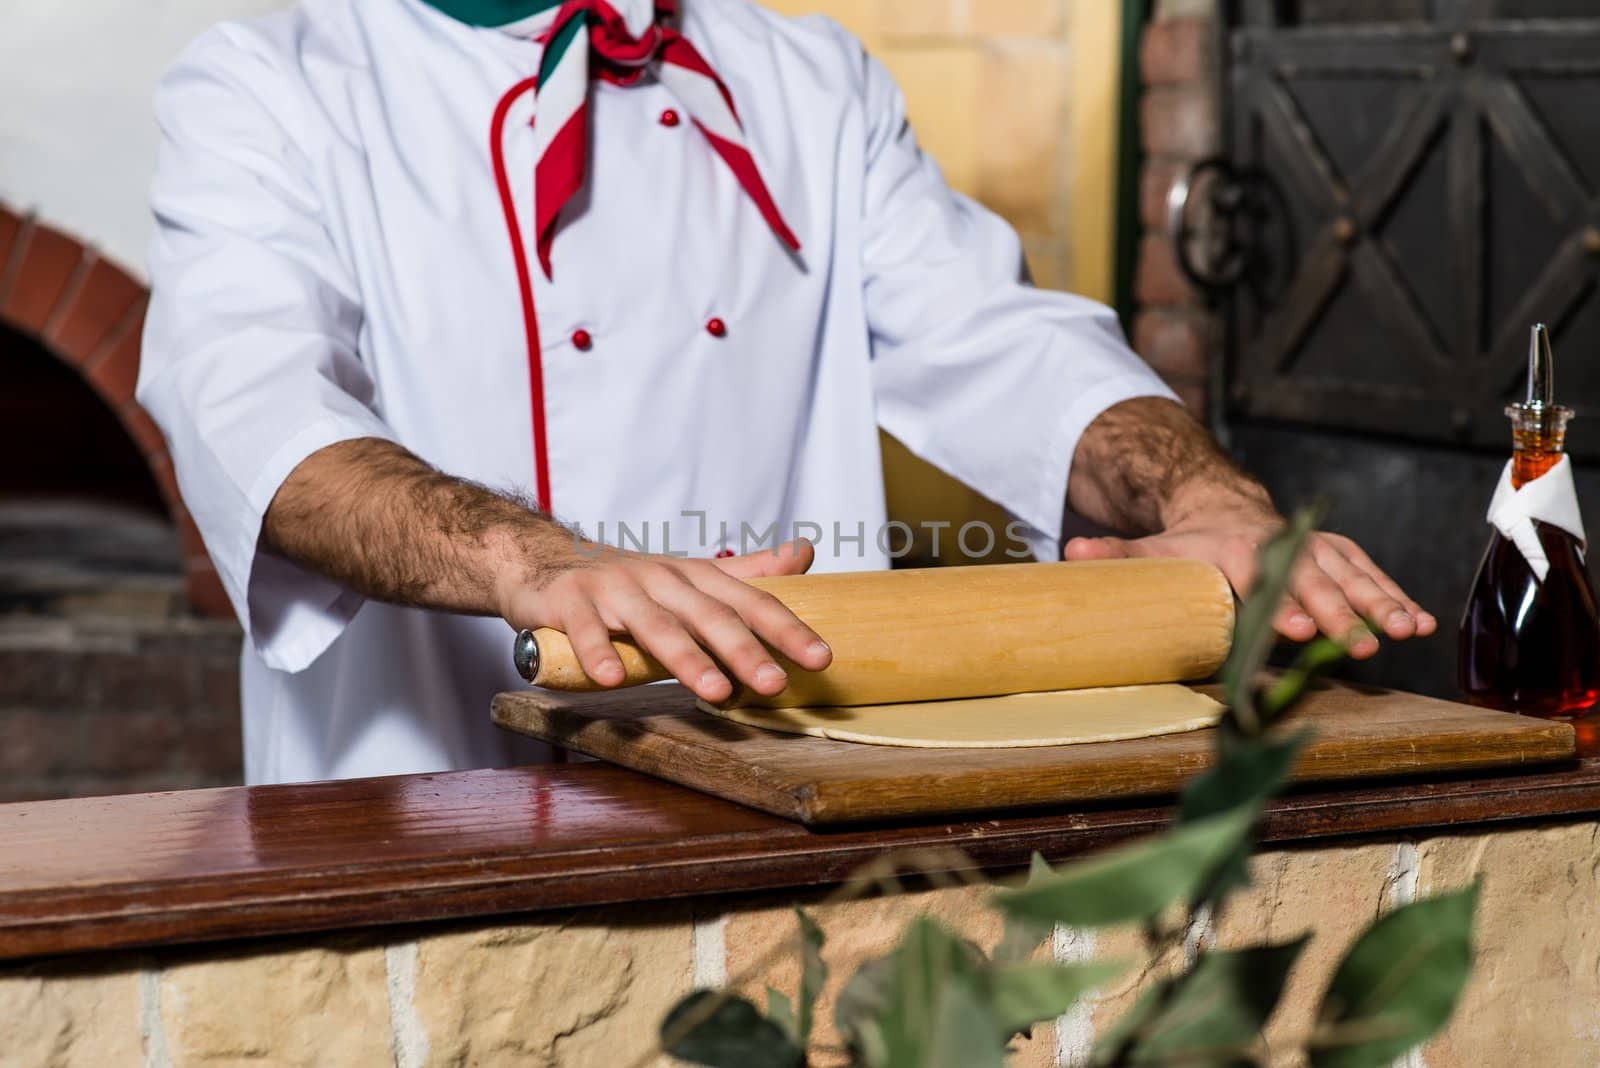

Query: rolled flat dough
left=695, top=684, right=1223, bottom=749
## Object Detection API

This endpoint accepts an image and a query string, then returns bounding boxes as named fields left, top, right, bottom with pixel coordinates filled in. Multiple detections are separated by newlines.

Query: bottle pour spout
left=1509, top=323, right=1569, bottom=425
left=1527, top=323, right=1555, bottom=409
left=1505, top=322, right=1573, bottom=487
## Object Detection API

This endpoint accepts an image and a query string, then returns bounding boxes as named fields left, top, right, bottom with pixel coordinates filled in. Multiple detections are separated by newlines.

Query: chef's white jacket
left=138, top=0, right=1177, bottom=785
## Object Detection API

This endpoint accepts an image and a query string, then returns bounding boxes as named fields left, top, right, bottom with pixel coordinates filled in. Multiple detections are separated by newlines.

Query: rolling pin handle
left=513, top=629, right=541, bottom=683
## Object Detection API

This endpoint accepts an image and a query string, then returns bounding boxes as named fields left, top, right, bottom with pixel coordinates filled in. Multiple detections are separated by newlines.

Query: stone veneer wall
left=5, top=822, right=1597, bottom=1067
left=762, top=0, right=1125, bottom=305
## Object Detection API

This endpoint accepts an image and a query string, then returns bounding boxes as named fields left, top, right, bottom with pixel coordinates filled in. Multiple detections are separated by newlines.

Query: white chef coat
left=138, top=0, right=1177, bottom=786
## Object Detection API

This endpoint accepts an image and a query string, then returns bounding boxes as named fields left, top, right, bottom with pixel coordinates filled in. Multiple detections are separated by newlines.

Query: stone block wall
left=762, top=0, right=1122, bottom=304
left=4, top=822, right=1596, bottom=1067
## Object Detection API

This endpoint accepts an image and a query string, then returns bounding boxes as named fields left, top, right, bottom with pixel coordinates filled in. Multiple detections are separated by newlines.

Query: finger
left=682, top=564, right=832, bottom=671
left=640, top=568, right=791, bottom=697
left=1290, top=559, right=1379, bottom=659
left=1325, top=535, right=1436, bottom=635
left=714, top=539, right=816, bottom=580
left=1271, top=594, right=1318, bottom=642
left=561, top=600, right=626, bottom=687
left=1313, top=542, right=1416, bottom=640
left=602, top=579, right=732, bottom=703
left=1203, top=537, right=1313, bottom=640
left=1063, top=536, right=1137, bottom=561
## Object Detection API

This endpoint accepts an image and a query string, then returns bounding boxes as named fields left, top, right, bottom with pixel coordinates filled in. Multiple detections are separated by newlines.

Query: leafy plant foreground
left=654, top=510, right=1478, bottom=1068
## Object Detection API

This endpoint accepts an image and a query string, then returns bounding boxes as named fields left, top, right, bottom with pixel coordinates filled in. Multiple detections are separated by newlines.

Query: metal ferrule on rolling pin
left=513, top=629, right=541, bottom=684
left=510, top=558, right=1235, bottom=709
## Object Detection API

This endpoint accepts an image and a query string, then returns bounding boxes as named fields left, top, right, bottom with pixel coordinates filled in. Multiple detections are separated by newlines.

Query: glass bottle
left=1459, top=324, right=1600, bottom=717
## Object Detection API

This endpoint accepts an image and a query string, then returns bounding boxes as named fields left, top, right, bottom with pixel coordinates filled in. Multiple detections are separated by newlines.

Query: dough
left=696, top=684, right=1223, bottom=748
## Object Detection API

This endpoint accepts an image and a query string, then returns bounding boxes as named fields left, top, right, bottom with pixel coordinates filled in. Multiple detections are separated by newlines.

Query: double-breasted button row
left=555, top=110, right=720, bottom=353
left=563, top=319, right=727, bottom=352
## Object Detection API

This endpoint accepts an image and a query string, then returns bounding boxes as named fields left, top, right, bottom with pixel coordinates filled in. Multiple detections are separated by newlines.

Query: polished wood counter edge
left=4, top=757, right=1600, bottom=963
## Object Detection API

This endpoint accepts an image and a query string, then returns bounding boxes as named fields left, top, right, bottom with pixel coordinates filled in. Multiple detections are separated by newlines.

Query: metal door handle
left=1166, top=157, right=1289, bottom=296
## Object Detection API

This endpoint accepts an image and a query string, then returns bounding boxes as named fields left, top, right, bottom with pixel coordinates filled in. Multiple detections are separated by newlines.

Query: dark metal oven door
left=1204, top=12, right=1600, bottom=697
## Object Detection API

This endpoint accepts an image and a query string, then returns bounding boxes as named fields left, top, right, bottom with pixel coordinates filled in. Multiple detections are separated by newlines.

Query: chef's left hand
left=1063, top=504, right=1438, bottom=659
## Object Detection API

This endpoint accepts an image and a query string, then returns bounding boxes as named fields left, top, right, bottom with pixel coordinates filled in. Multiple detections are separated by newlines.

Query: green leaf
left=884, top=919, right=983, bottom=1046
left=835, top=955, right=893, bottom=1064
left=837, top=928, right=1001, bottom=1067
left=1178, top=729, right=1313, bottom=901
left=795, top=907, right=827, bottom=1044
left=1259, top=638, right=1346, bottom=720
left=923, top=976, right=1006, bottom=1068
left=995, top=806, right=1258, bottom=928
left=765, top=985, right=796, bottom=1043
left=990, top=959, right=1127, bottom=1037
left=1093, top=939, right=1306, bottom=1066
left=993, top=853, right=1058, bottom=963
left=1180, top=729, right=1311, bottom=826
left=1309, top=883, right=1480, bottom=1068
left=1148, top=939, right=1306, bottom=1060
left=1221, top=505, right=1323, bottom=733
left=660, top=990, right=804, bottom=1068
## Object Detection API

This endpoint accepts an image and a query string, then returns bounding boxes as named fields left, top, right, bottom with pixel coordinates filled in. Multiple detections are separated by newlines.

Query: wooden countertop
left=5, top=757, right=1600, bottom=963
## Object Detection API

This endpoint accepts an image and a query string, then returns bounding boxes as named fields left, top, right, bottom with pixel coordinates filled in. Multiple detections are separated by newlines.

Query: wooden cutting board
left=490, top=681, right=1577, bottom=825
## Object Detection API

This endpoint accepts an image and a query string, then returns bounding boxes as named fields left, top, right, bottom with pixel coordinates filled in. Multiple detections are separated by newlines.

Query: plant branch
left=643, top=846, right=993, bottom=1068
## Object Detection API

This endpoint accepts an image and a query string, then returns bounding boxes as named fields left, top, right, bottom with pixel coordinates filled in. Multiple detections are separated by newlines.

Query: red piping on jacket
left=489, top=76, right=553, bottom=512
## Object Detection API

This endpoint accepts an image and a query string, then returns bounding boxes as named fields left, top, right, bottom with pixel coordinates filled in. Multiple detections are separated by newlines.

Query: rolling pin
left=512, top=558, right=1234, bottom=709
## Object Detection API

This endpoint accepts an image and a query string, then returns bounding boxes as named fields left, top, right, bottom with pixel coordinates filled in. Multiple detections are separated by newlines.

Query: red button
left=706, top=317, right=727, bottom=338
left=571, top=328, right=592, bottom=351
left=659, top=108, right=681, bottom=127
left=714, top=548, right=735, bottom=558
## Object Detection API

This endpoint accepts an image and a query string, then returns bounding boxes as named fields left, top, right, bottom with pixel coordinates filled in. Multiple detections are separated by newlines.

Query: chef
left=139, top=0, right=1436, bottom=786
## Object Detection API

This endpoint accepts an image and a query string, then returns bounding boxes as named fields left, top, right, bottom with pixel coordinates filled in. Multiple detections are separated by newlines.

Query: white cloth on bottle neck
left=1486, top=454, right=1586, bottom=582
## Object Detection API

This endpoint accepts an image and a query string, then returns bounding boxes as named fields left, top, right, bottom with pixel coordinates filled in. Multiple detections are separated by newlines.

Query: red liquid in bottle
left=1459, top=437, right=1600, bottom=717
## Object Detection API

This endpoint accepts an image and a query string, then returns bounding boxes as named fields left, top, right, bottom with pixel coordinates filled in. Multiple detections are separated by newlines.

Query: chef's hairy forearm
left=1067, top=398, right=1275, bottom=535
left=262, top=437, right=574, bottom=615
left=261, top=437, right=831, bottom=703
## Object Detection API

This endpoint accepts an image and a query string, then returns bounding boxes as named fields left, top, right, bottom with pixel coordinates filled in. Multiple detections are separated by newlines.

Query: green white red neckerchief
left=460, top=0, right=801, bottom=277
left=422, top=0, right=560, bottom=26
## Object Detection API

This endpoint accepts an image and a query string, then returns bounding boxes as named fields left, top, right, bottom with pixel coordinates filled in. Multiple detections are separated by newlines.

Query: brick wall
left=1, top=204, right=243, bottom=802
left=1134, top=0, right=1221, bottom=418
left=0, top=202, right=229, bottom=618
left=0, top=616, right=242, bottom=802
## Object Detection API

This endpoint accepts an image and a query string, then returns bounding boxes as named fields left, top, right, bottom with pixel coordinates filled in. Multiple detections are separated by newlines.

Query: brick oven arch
left=0, top=202, right=231, bottom=618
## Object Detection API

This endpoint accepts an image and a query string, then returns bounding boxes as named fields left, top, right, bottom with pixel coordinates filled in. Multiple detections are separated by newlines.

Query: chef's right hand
left=496, top=538, right=832, bottom=704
